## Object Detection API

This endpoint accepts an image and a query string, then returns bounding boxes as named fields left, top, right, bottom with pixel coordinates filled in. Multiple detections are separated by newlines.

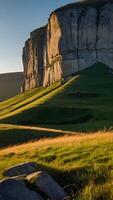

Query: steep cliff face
left=22, top=0, right=113, bottom=91
left=22, top=26, right=47, bottom=91
left=43, top=13, right=62, bottom=86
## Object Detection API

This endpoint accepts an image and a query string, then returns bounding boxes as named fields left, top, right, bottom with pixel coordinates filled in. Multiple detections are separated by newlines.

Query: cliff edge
left=22, top=0, right=113, bottom=91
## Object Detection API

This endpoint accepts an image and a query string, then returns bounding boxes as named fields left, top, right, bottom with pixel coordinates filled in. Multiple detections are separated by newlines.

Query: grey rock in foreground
left=3, top=162, right=38, bottom=177
left=0, top=178, right=43, bottom=200
left=2, top=162, right=71, bottom=199
left=27, top=171, right=70, bottom=200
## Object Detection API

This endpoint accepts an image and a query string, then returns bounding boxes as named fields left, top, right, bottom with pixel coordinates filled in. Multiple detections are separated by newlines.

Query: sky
left=0, top=0, right=78, bottom=74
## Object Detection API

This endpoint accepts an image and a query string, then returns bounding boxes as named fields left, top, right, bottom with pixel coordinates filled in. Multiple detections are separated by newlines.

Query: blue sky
left=0, top=0, right=77, bottom=73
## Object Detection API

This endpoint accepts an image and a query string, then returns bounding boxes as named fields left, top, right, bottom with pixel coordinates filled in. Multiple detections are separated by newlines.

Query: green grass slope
left=0, top=63, right=113, bottom=132
left=0, top=72, right=23, bottom=102
left=0, top=82, right=65, bottom=148
left=0, top=81, right=61, bottom=119
left=0, top=124, right=64, bottom=148
left=0, top=133, right=113, bottom=199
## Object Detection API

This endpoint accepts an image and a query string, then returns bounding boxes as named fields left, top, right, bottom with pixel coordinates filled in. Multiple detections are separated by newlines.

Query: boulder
left=3, top=162, right=38, bottom=177
left=0, top=178, right=43, bottom=200
left=26, top=171, right=70, bottom=200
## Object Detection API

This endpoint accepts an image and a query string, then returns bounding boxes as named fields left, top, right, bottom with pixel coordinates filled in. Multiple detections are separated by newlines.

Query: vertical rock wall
left=22, top=26, right=47, bottom=91
left=22, top=0, right=113, bottom=91
left=43, top=13, right=62, bottom=86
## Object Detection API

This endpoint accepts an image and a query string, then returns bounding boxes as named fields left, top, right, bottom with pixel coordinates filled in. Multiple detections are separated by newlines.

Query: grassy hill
left=0, top=123, right=64, bottom=148
left=0, top=63, right=113, bottom=199
left=0, top=72, right=23, bottom=102
left=0, top=133, right=113, bottom=199
left=0, top=63, right=113, bottom=132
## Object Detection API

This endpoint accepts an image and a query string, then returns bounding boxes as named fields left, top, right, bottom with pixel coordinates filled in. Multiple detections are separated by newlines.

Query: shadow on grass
left=0, top=129, right=63, bottom=149
left=25, top=162, right=111, bottom=199
left=1, top=107, right=93, bottom=126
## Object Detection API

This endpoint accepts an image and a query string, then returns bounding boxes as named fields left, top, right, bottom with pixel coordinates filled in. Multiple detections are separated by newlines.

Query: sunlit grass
left=0, top=63, right=113, bottom=199
left=0, top=123, right=64, bottom=148
left=0, top=132, right=113, bottom=199
left=0, top=81, right=62, bottom=119
left=0, top=63, right=113, bottom=132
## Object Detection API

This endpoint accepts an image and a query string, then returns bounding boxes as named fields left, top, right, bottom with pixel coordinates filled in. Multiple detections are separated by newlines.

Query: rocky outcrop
left=1, top=162, right=70, bottom=200
left=22, top=0, right=113, bottom=91
left=22, top=26, right=47, bottom=91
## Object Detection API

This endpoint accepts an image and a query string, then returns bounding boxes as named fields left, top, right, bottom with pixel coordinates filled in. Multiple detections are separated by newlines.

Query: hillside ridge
left=0, top=63, right=113, bottom=133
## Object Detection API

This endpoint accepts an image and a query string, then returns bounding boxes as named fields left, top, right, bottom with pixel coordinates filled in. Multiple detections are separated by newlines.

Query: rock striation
left=22, top=26, right=47, bottom=91
left=22, top=0, right=113, bottom=91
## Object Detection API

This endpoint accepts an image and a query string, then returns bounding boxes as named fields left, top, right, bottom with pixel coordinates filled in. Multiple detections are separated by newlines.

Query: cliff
left=22, top=0, right=113, bottom=91
left=22, top=26, right=47, bottom=91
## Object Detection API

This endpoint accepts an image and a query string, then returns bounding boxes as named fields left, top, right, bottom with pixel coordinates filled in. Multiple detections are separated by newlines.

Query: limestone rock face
left=22, top=0, right=113, bottom=91
left=43, top=13, right=62, bottom=86
left=22, top=26, right=47, bottom=91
